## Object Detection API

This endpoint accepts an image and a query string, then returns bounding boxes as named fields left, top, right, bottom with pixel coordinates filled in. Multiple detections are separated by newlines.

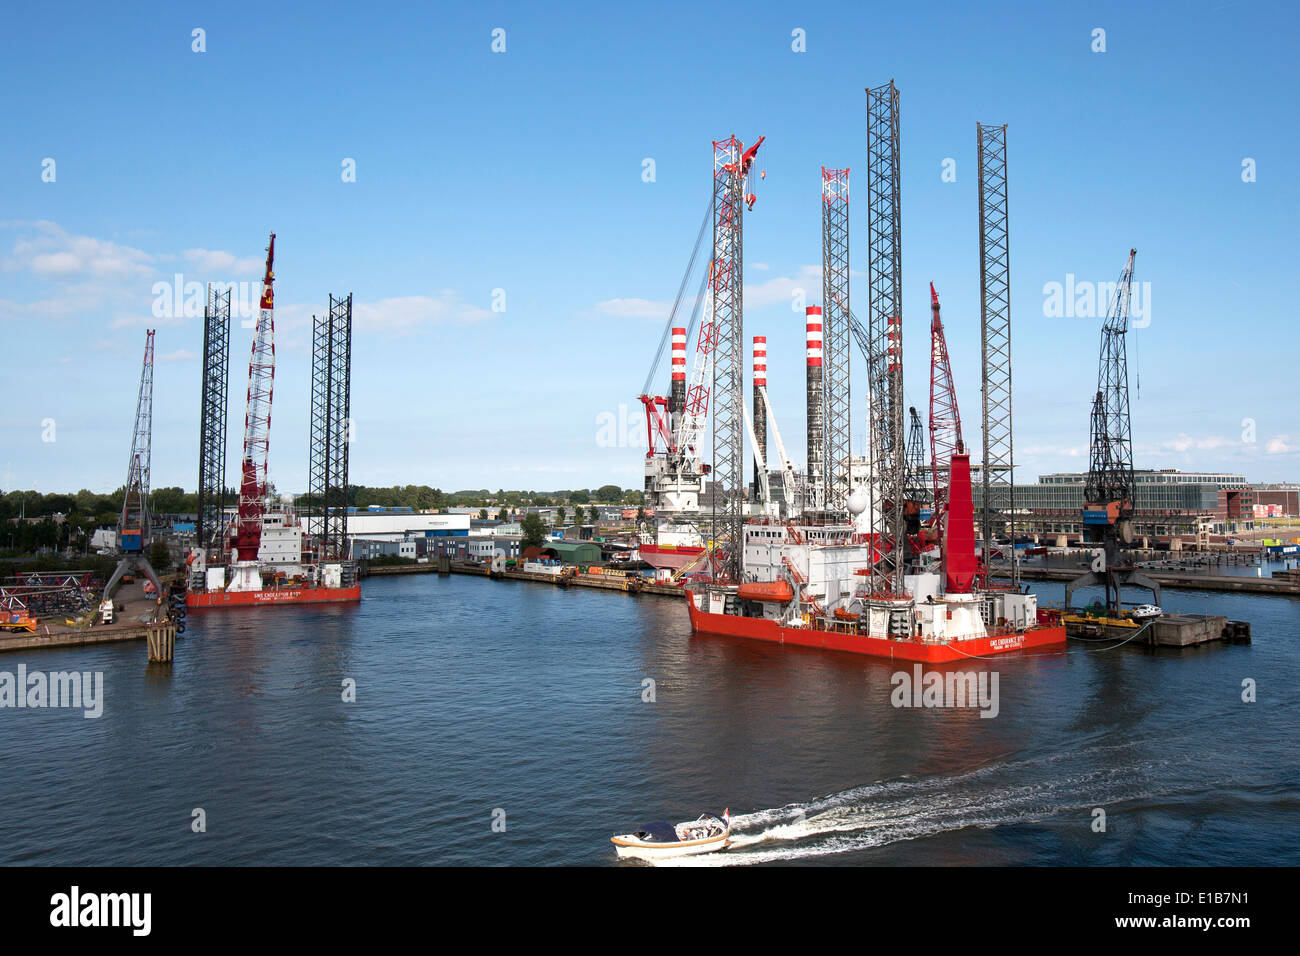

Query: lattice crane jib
left=905, top=406, right=928, bottom=504
left=120, top=329, right=155, bottom=548
left=928, top=283, right=963, bottom=521
left=234, top=233, right=276, bottom=560
left=1086, top=249, right=1137, bottom=513
left=1068, top=248, right=1157, bottom=612
left=105, top=328, right=163, bottom=600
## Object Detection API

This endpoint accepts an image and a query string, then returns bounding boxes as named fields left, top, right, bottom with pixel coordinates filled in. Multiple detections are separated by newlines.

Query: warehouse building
left=1251, top=483, right=1299, bottom=517
left=544, top=539, right=603, bottom=565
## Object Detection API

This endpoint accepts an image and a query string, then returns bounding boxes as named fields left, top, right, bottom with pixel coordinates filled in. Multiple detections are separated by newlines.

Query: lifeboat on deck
left=737, top=580, right=794, bottom=603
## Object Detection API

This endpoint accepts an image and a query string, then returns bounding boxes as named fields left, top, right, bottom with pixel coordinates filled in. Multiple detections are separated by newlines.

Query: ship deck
left=686, top=590, right=1066, bottom=663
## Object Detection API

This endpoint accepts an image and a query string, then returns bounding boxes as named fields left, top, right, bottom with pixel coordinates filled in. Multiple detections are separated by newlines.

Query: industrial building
left=1251, top=483, right=1299, bottom=517
left=974, top=469, right=1255, bottom=541
left=333, top=512, right=469, bottom=543
left=340, top=512, right=470, bottom=562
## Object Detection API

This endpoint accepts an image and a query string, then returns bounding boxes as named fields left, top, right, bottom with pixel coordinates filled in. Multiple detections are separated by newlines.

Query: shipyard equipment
left=976, top=122, right=1019, bottom=585
left=708, top=134, right=763, bottom=582
left=231, top=233, right=276, bottom=562
left=636, top=135, right=764, bottom=580
left=308, top=293, right=353, bottom=561
left=928, top=283, right=964, bottom=531
left=187, top=234, right=360, bottom=607
left=197, top=285, right=231, bottom=555
left=905, top=407, right=928, bottom=506
left=1066, top=248, right=1160, bottom=613
left=865, top=79, right=906, bottom=599
left=751, top=336, right=768, bottom=504
left=805, top=304, right=825, bottom=511
left=821, top=166, right=851, bottom=513
left=103, top=330, right=163, bottom=599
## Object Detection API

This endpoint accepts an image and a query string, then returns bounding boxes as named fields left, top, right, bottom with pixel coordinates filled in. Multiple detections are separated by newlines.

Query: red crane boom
left=232, top=233, right=276, bottom=560
left=928, top=282, right=963, bottom=523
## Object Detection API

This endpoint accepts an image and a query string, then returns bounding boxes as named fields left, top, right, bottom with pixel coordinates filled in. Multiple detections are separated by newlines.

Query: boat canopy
left=635, top=822, right=679, bottom=843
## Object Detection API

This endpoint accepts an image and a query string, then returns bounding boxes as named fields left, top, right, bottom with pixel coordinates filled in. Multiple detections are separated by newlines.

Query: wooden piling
left=147, top=622, right=176, bottom=662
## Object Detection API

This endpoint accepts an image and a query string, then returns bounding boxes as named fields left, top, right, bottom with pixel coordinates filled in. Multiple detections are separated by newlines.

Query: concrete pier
left=1063, top=612, right=1247, bottom=647
left=0, top=581, right=176, bottom=656
left=996, top=566, right=1300, bottom=596
left=365, top=559, right=683, bottom=596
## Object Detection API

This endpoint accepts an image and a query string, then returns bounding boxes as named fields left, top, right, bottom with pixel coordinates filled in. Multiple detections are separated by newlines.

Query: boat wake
left=652, top=743, right=1188, bottom=866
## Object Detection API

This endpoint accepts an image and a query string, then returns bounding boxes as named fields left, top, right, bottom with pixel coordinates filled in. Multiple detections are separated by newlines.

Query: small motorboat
left=611, top=810, right=731, bottom=860
left=1129, top=604, right=1163, bottom=620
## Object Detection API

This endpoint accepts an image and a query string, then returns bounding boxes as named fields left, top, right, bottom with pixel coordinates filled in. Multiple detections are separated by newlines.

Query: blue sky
left=2, top=0, right=1296, bottom=496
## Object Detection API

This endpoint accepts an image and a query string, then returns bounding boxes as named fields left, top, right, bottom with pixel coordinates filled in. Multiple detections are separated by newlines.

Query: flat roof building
left=978, top=469, right=1254, bottom=540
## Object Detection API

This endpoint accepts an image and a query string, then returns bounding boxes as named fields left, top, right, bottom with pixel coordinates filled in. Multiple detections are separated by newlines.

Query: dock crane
left=904, top=407, right=927, bottom=505
left=231, top=233, right=276, bottom=564
left=1066, top=249, right=1161, bottom=613
left=638, top=136, right=765, bottom=529
left=103, top=330, right=163, bottom=601
left=927, top=283, right=963, bottom=526
left=840, top=285, right=966, bottom=565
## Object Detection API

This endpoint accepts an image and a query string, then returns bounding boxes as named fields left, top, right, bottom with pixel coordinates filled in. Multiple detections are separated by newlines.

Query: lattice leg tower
left=709, top=137, right=746, bottom=582
left=821, top=167, right=851, bottom=514
left=865, top=81, right=905, bottom=596
left=197, top=285, right=231, bottom=555
left=309, top=294, right=353, bottom=561
left=977, top=122, right=1018, bottom=586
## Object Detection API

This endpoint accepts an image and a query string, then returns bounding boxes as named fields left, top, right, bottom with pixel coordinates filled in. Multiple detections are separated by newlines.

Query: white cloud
left=592, top=297, right=675, bottom=321
left=0, top=223, right=489, bottom=339
left=1266, top=437, right=1291, bottom=454
left=4, top=221, right=153, bottom=280
left=744, top=264, right=822, bottom=308
left=1021, top=444, right=1084, bottom=457
left=592, top=264, right=824, bottom=322
left=351, top=293, right=493, bottom=331
left=157, top=349, right=197, bottom=362
left=1159, top=433, right=1231, bottom=453
left=179, top=248, right=265, bottom=276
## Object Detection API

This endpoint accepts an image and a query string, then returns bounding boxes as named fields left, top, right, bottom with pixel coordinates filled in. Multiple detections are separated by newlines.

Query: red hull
left=685, top=592, right=1065, bottom=663
left=639, top=544, right=706, bottom=572
left=186, top=585, right=361, bottom=608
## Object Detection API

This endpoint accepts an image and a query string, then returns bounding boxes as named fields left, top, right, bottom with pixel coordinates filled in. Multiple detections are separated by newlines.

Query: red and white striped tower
left=669, top=326, right=687, bottom=440
left=806, top=305, right=824, bottom=512
left=751, top=336, right=767, bottom=502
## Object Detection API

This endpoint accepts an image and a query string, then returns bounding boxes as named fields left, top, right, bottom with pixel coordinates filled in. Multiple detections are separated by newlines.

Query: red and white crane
left=231, top=233, right=276, bottom=562
left=640, top=135, right=765, bottom=484
left=927, top=282, right=963, bottom=527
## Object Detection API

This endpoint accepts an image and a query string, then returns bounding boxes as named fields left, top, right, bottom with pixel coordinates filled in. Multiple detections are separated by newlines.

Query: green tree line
left=1, top=483, right=645, bottom=525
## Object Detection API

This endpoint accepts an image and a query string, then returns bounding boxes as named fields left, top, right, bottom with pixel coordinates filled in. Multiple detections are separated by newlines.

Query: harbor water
left=0, top=573, right=1296, bottom=866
